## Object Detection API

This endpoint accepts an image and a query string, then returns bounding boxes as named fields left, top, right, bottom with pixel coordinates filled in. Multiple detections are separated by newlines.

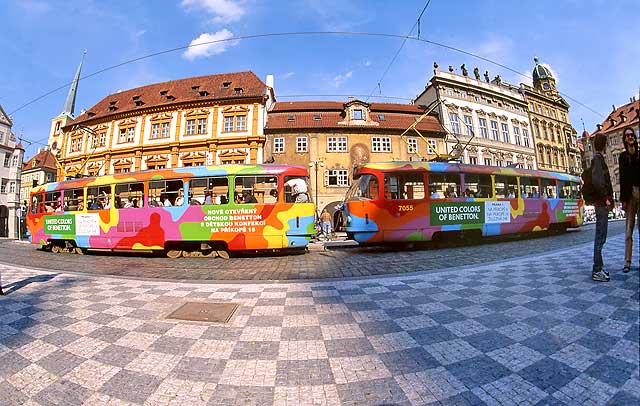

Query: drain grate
left=167, top=302, right=239, bottom=323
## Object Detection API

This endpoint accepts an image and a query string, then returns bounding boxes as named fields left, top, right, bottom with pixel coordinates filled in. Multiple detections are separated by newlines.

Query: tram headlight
left=346, top=215, right=352, bottom=225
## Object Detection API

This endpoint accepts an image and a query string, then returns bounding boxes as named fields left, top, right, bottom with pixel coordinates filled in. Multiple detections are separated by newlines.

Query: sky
left=1, top=0, right=639, bottom=159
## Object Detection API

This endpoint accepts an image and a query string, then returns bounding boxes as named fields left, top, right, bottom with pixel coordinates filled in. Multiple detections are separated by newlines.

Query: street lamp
left=308, top=160, right=324, bottom=207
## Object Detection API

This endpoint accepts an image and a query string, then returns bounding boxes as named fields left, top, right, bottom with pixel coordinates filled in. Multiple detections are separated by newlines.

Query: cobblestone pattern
left=0, top=233, right=638, bottom=405
left=0, top=222, right=626, bottom=281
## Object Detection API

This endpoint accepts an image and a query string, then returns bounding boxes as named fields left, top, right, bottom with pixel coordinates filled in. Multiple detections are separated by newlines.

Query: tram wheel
left=166, top=250, right=183, bottom=259
left=51, top=245, right=62, bottom=254
left=202, top=249, right=218, bottom=258
left=216, top=250, right=230, bottom=259
left=74, top=247, right=85, bottom=255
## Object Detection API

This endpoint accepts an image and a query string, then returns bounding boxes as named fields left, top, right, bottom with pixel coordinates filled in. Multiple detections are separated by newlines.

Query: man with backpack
left=587, top=133, right=614, bottom=282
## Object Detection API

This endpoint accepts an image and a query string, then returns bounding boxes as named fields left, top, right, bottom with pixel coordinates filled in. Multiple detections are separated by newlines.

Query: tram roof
left=31, top=164, right=309, bottom=192
left=354, top=161, right=580, bottom=182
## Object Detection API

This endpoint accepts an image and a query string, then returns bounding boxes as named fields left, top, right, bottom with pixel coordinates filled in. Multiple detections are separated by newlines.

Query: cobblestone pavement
left=0, top=221, right=627, bottom=281
left=0, top=232, right=638, bottom=405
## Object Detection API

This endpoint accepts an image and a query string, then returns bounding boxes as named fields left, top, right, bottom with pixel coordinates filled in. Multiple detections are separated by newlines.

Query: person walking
left=591, top=132, right=614, bottom=282
left=618, top=126, right=640, bottom=273
left=320, top=209, right=333, bottom=237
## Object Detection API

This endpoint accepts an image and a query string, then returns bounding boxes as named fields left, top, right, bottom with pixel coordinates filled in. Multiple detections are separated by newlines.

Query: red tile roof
left=266, top=101, right=445, bottom=134
left=22, top=149, right=57, bottom=171
left=67, top=71, right=267, bottom=127
left=594, top=99, right=640, bottom=135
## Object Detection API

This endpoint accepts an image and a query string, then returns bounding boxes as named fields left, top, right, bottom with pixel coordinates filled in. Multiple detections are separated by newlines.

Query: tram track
left=0, top=221, right=626, bottom=282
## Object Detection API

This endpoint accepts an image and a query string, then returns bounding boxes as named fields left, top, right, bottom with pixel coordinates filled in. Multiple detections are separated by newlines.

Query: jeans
left=624, top=186, right=640, bottom=266
left=322, top=221, right=332, bottom=235
left=593, top=205, right=609, bottom=271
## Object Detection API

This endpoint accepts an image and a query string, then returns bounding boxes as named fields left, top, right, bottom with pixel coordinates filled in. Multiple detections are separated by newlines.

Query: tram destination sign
left=430, top=201, right=510, bottom=226
left=43, top=215, right=76, bottom=235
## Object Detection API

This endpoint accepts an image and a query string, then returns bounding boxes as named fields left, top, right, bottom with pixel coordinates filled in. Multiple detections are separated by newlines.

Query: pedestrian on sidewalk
left=618, top=126, right=640, bottom=273
left=320, top=209, right=333, bottom=237
left=591, top=132, right=614, bottom=282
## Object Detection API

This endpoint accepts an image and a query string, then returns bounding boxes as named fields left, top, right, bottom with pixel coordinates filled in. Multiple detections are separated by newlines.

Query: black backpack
left=581, top=167, right=597, bottom=204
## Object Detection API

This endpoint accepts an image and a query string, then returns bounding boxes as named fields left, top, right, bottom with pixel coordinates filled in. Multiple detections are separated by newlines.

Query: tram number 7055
left=398, top=205, right=414, bottom=212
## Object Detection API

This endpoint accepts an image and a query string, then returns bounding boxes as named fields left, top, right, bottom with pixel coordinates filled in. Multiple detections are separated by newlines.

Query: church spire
left=62, top=50, right=86, bottom=118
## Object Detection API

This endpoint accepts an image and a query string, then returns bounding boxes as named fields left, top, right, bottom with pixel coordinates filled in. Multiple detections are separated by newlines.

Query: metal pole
left=315, top=162, right=319, bottom=204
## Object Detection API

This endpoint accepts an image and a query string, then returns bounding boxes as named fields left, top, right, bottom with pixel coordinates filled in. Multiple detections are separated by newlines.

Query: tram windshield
left=345, top=174, right=379, bottom=201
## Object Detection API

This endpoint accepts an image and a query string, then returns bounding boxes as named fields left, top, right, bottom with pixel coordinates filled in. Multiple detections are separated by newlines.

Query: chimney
left=266, top=74, right=274, bottom=89
left=632, top=96, right=637, bottom=103
left=612, top=104, right=617, bottom=112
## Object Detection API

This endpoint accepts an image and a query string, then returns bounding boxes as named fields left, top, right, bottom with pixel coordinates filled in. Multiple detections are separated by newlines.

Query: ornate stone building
left=521, top=57, right=580, bottom=174
left=414, top=66, right=536, bottom=170
left=50, top=69, right=274, bottom=180
left=0, top=104, right=25, bottom=238
left=264, top=100, right=446, bottom=211
left=580, top=97, right=639, bottom=202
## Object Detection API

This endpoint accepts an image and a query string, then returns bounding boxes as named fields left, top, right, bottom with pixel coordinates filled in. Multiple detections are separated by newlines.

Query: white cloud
left=363, top=60, right=372, bottom=67
left=183, top=29, right=238, bottom=60
left=134, top=29, right=147, bottom=37
left=280, top=72, right=295, bottom=79
left=475, top=36, right=514, bottom=65
left=180, top=0, right=245, bottom=23
left=332, top=71, right=353, bottom=87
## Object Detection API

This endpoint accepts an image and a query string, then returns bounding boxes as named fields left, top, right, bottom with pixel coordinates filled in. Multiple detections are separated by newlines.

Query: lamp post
left=308, top=160, right=324, bottom=207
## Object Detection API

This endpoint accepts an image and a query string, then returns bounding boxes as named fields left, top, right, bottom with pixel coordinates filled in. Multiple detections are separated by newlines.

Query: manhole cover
left=167, top=302, right=239, bottom=323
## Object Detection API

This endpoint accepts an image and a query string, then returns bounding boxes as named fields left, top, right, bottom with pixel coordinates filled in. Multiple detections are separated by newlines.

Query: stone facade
left=415, top=68, right=536, bottom=170
left=522, top=58, right=580, bottom=175
left=0, top=104, right=25, bottom=238
left=264, top=100, right=446, bottom=212
left=49, top=72, right=274, bottom=180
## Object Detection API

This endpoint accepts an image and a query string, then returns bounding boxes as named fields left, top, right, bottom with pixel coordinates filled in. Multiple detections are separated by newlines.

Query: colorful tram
left=27, top=165, right=315, bottom=257
left=342, top=162, right=583, bottom=245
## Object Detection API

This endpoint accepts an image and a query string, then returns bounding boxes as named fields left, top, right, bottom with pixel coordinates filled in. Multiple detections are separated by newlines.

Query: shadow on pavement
left=3, top=273, right=59, bottom=295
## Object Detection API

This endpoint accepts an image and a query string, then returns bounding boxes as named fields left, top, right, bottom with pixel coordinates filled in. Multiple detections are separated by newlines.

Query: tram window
left=570, top=182, right=581, bottom=199
left=63, top=188, right=84, bottom=211
left=31, top=194, right=44, bottom=214
left=235, top=176, right=277, bottom=204
left=541, top=178, right=557, bottom=199
left=149, top=180, right=183, bottom=207
left=44, top=191, right=62, bottom=212
left=557, top=180, right=572, bottom=199
left=428, top=173, right=460, bottom=199
left=494, top=176, right=518, bottom=198
left=87, top=186, right=112, bottom=210
left=462, top=173, right=491, bottom=198
left=519, top=177, right=540, bottom=198
left=384, top=172, right=425, bottom=200
left=190, top=177, right=229, bottom=205
left=283, top=176, right=310, bottom=203
left=346, top=174, right=379, bottom=200
left=115, top=182, right=144, bottom=208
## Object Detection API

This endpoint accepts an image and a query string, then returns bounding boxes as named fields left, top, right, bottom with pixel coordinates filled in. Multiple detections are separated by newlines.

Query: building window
left=468, top=156, right=478, bottom=165
left=427, top=139, right=437, bottom=154
left=186, top=117, right=207, bottom=135
left=463, top=115, right=474, bottom=136
left=9, top=181, right=16, bottom=194
left=449, top=113, right=460, bottom=134
left=296, top=136, right=308, bottom=153
left=3, top=154, right=10, bottom=167
left=325, top=169, right=349, bottom=187
left=12, top=155, right=19, bottom=167
left=496, top=159, right=503, bottom=167
left=197, top=118, right=207, bottom=134
left=273, top=137, right=284, bottom=153
left=479, top=118, right=488, bottom=138
left=151, top=122, right=170, bottom=140
left=490, top=120, right=499, bottom=141
left=223, top=114, right=247, bottom=132
left=534, top=124, right=540, bottom=138
left=119, top=126, right=134, bottom=143
left=186, top=119, right=196, bottom=135
left=372, top=137, right=391, bottom=152
left=407, top=138, right=418, bottom=154
left=352, top=109, right=364, bottom=120
left=484, top=158, right=492, bottom=166
left=327, top=137, right=347, bottom=152
left=543, top=126, right=548, bottom=140
left=513, top=127, right=521, bottom=145
left=70, top=136, right=83, bottom=152
left=501, top=123, right=510, bottom=143
left=92, top=131, right=107, bottom=147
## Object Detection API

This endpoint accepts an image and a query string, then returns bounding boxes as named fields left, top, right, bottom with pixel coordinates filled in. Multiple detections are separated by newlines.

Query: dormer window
left=222, top=82, right=231, bottom=89
left=132, top=95, right=140, bottom=101
left=160, top=90, right=168, bottom=96
left=378, top=114, right=386, bottom=121
left=287, top=115, right=295, bottom=121
left=109, top=101, right=117, bottom=106
left=313, top=114, right=321, bottom=121
left=191, top=85, right=200, bottom=91
left=87, top=112, right=96, bottom=117
left=109, top=106, right=118, bottom=112
left=352, top=109, right=364, bottom=120
left=166, top=95, right=175, bottom=101
left=234, top=87, right=243, bottom=95
left=199, top=91, right=209, bottom=97
left=135, top=100, right=145, bottom=107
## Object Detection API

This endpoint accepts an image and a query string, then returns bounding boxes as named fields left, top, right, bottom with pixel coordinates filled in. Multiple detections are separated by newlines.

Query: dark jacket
left=618, top=149, right=639, bottom=203
left=591, top=152, right=613, bottom=206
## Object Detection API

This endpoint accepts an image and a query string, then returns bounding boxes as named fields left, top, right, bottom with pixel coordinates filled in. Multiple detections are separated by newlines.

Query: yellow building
left=49, top=69, right=274, bottom=180
left=264, top=99, right=446, bottom=212
left=523, top=57, right=580, bottom=174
